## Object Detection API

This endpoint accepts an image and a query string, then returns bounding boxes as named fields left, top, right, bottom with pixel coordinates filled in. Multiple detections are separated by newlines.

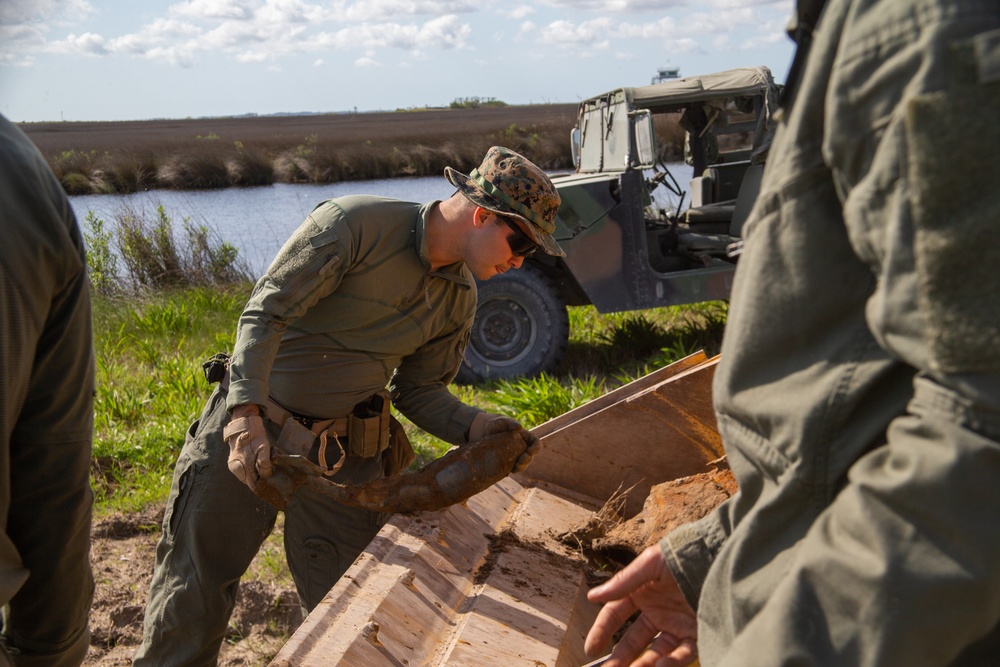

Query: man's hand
left=467, top=413, right=540, bottom=473
left=585, top=544, right=698, bottom=667
left=223, top=404, right=272, bottom=490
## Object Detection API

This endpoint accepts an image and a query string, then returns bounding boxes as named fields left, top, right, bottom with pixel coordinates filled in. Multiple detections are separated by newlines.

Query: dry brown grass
left=20, top=105, right=581, bottom=194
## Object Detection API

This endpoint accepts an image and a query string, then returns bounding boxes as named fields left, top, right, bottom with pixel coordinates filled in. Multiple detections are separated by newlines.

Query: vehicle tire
left=455, top=264, right=569, bottom=384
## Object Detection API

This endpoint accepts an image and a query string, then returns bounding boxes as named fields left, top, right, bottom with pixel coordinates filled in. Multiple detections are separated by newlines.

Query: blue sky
left=1, top=0, right=796, bottom=123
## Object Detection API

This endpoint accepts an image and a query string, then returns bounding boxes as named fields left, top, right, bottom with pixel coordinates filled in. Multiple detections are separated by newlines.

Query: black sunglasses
left=497, top=214, right=540, bottom=258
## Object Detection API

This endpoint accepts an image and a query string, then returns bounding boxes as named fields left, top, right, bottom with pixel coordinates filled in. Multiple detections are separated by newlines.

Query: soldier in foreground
left=585, top=0, right=1000, bottom=664
left=0, top=113, right=95, bottom=666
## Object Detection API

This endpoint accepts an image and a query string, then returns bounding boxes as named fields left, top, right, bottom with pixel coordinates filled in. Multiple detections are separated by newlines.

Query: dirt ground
left=85, top=506, right=301, bottom=667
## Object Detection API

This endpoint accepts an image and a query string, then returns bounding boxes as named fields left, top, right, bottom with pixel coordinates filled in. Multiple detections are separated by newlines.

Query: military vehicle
left=457, top=66, right=780, bottom=382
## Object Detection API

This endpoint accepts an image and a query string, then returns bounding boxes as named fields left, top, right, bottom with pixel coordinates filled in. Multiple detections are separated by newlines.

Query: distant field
left=19, top=105, right=580, bottom=195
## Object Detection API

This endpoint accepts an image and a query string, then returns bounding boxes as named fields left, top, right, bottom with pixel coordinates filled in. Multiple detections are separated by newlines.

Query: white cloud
left=539, top=0, right=684, bottom=10
left=355, top=55, right=381, bottom=67
left=342, top=0, right=476, bottom=22
left=236, top=50, right=270, bottom=62
left=664, top=37, right=706, bottom=54
left=169, top=0, right=255, bottom=20
left=0, top=0, right=95, bottom=63
left=538, top=17, right=613, bottom=47
left=702, top=0, right=788, bottom=8
left=506, top=5, right=535, bottom=20
left=617, top=16, right=677, bottom=39
left=257, top=0, right=327, bottom=25
left=313, top=58, right=324, bottom=66
left=143, top=45, right=197, bottom=67
left=320, top=14, right=469, bottom=51
left=740, top=30, right=785, bottom=50
left=50, top=31, right=108, bottom=55
left=684, top=8, right=759, bottom=33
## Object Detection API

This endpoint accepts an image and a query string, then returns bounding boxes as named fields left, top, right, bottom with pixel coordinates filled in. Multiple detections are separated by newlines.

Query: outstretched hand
left=585, top=544, right=698, bottom=667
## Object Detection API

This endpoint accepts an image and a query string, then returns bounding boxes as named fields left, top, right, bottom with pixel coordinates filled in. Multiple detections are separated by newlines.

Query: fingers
left=591, top=619, right=698, bottom=667
left=608, top=615, right=669, bottom=667
left=588, top=545, right=664, bottom=604
left=623, top=633, right=698, bottom=667
left=257, top=443, right=273, bottom=479
left=585, top=596, right=638, bottom=657
left=225, top=414, right=271, bottom=489
left=511, top=426, right=541, bottom=473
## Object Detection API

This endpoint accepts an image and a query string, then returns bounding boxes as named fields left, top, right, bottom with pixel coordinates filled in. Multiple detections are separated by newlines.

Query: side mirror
left=570, top=126, right=581, bottom=170
left=631, top=110, right=656, bottom=169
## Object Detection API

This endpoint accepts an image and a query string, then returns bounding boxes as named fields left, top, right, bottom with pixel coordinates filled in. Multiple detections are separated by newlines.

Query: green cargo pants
left=133, top=386, right=387, bottom=666
left=0, top=115, right=95, bottom=666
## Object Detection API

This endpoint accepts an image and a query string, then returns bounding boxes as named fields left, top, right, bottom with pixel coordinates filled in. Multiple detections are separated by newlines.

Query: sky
left=0, top=0, right=796, bottom=123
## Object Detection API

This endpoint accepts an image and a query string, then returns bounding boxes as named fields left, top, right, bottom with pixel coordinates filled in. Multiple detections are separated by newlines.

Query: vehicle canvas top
left=624, top=65, right=780, bottom=109
left=576, top=66, right=781, bottom=174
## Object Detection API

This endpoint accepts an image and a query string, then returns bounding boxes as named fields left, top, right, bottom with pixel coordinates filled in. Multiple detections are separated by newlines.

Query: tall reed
left=24, top=105, right=589, bottom=195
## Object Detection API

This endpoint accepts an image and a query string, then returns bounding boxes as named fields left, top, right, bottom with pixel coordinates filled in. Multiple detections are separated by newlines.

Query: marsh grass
left=85, top=204, right=252, bottom=294
left=23, top=105, right=594, bottom=195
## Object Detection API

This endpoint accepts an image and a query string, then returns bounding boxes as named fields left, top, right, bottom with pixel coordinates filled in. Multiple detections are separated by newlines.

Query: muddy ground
left=86, top=506, right=301, bottom=667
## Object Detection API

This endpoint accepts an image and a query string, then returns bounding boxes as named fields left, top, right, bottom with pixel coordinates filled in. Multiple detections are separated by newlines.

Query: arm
left=389, top=327, right=482, bottom=446
left=389, top=318, right=539, bottom=470
left=227, top=201, right=353, bottom=413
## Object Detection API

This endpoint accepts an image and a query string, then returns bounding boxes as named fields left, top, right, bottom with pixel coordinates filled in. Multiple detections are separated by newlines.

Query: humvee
left=457, top=66, right=781, bottom=382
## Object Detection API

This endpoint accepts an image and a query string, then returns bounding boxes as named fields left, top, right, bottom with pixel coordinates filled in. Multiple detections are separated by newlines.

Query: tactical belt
left=218, top=370, right=353, bottom=475
left=218, top=370, right=348, bottom=438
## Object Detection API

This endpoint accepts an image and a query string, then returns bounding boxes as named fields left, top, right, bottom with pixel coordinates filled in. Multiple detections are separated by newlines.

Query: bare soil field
left=87, top=506, right=300, bottom=666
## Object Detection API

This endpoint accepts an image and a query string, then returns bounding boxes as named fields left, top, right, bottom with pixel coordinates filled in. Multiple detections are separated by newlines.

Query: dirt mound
left=559, top=459, right=737, bottom=563
left=85, top=506, right=301, bottom=666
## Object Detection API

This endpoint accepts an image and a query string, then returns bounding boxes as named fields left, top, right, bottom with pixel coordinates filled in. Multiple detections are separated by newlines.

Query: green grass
left=91, top=284, right=727, bottom=515
left=91, top=284, right=249, bottom=513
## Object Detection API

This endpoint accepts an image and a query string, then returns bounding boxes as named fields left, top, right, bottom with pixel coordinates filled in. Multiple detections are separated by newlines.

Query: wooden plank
left=522, top=356, right=722, bottom=518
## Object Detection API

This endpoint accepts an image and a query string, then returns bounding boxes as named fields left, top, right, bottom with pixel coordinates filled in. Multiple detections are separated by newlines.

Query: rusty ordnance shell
left=255, top=430, right=527, bottom=514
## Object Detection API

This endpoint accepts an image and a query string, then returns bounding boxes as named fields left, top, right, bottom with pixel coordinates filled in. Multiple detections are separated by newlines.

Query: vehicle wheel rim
left=471, top=298, right=536, bottom=366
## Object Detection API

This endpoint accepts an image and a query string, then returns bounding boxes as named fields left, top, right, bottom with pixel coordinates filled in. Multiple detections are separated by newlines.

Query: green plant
left=82, top=204, right=252, bottom=293
left=490, top=373, right=606, bottom=427
left=83, top=211, right=120, bottom=295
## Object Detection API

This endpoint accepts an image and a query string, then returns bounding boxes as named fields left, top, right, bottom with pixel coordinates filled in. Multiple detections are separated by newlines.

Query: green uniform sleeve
left=389, top=318, right=483, bottom=446
left=227, top=202, right=352, bottom=412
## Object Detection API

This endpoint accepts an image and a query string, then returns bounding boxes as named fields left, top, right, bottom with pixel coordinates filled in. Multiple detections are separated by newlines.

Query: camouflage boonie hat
left=445, top=146, right=564, bottom=257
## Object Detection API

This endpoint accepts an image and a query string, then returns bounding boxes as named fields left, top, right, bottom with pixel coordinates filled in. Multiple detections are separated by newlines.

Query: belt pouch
left=348, top=391, right=391, bottom=458
left=275, top=418, right=316, bottom=457
left=382, top=416, right=416, bottom=477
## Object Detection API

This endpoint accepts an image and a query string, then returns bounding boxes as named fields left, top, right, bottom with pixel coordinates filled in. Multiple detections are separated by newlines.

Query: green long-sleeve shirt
left=226, top=195, right=482, bottom=445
